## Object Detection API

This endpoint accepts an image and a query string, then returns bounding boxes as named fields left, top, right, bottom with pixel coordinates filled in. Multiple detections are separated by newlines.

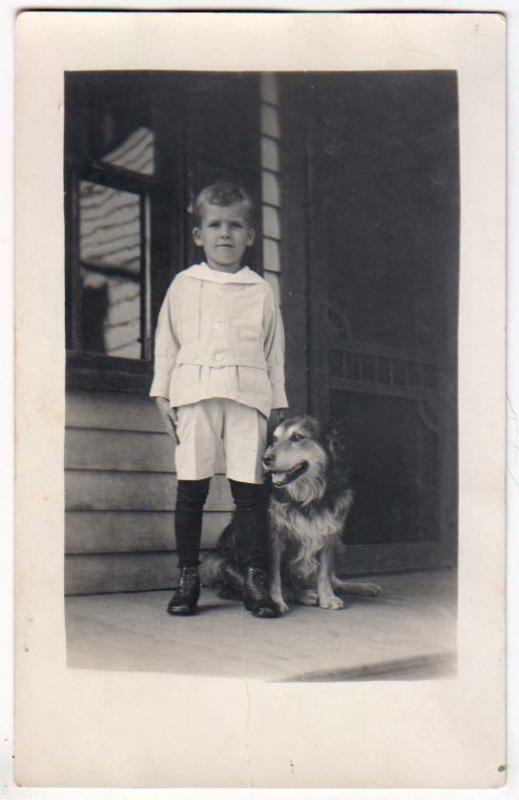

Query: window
left=78, top=180, right=149, bottom=359
left=65, top=73, right=159, bottom=390
left=65, top=72, right=262, bottom=392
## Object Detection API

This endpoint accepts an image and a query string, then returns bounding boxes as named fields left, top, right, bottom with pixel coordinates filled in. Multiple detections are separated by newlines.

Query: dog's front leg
left=270, top=534, right=289, bottom=614
left=317, top=547, right=344, bottom=610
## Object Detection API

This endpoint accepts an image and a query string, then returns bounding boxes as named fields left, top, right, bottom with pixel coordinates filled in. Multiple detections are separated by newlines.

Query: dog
left=201, top=416, right=381, bottom=613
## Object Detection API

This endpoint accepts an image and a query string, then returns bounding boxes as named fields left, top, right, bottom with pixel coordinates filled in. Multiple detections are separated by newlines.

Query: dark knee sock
left=175, top=478, right=211, bottom=567
left=228, top=480, right=269, bottom=572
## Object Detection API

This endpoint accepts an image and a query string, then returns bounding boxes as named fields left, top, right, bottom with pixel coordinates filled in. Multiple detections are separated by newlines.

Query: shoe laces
left=179, top=567, right=199, bottom=588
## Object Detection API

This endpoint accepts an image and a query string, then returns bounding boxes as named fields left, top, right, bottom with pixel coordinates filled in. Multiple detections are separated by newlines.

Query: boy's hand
left=155, top=397, right=180, bottom=444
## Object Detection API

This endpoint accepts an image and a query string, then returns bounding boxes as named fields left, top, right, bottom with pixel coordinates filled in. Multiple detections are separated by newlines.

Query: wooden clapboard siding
left=65, top=427, right=226, bottom=473
left=65, top=510, right=231, bottom=554
left=65, top=551, right=216, bottom=595
left=65, top=471, right=232, bottom=512
left=66, top=390, right=164, bottom=432
left=278, top=75, right=311, bottom=417
left=66, top=428, right=174, bottom=472
left=64, top=390, right=234, bottom=595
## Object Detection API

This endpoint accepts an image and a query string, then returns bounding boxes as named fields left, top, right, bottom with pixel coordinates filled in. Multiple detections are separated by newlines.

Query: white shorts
left=175, top=398, right=267, bottom=484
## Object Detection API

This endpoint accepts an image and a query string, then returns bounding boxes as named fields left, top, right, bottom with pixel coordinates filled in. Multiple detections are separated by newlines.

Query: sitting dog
left=202, top=416, right=381, bottom=613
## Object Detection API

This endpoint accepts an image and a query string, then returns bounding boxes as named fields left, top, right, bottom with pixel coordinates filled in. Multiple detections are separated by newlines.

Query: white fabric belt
left=176, top=345, right=267, bottom=371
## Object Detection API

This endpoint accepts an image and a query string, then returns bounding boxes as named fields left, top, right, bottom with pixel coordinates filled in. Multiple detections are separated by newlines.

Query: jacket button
left=215, top=353, right=224, bottom=362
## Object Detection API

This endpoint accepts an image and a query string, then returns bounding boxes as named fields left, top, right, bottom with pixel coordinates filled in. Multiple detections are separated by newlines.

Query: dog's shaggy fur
left=201, top=416, right=381, bottom=613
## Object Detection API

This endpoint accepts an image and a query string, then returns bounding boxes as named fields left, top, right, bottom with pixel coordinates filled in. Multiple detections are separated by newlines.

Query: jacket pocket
left=231, top=290, right=263, bottom=344
left=240, top=321, right=262, bottom=342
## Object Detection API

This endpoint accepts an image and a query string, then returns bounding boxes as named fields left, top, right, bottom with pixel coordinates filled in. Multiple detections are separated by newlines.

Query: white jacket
left=149, top=263, right=288, bottom=417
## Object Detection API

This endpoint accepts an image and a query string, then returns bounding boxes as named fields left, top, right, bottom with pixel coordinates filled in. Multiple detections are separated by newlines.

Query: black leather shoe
left=167, top=567, right=200, bottom=616
left=243, top=567, right=280, bottom=618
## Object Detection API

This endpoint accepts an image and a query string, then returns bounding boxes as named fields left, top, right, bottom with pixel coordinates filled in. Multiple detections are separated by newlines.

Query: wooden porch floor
left=65, top=569, right=457, bottom=682
left=65, top=571, right=456, bottom=681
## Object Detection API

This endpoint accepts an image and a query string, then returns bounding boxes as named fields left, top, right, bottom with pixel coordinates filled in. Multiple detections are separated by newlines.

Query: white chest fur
left=269, top=489, right=353, bottom=578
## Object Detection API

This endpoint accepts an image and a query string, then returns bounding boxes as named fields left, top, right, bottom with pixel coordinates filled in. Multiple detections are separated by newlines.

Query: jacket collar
left=182, top=262, right=264, bottom=285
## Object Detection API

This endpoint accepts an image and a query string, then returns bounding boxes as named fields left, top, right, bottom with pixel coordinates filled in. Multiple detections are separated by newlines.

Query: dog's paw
left=296, top=589, right=319, bottom=606
left=272, top=596, right=290, bottom=614
left=319, top=595, right=345, bottom=610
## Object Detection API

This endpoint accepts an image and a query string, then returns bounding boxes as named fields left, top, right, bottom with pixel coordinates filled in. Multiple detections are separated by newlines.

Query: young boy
left=150, top=181, right=288, bottom=618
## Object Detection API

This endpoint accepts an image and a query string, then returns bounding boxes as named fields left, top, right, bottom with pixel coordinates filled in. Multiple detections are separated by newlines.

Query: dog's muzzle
left=263, top=460, right=309, bottom=487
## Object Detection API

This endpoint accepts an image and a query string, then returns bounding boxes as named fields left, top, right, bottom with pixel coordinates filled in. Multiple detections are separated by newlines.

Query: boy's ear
left=192, top=227, right=203, bottom=247
left=246, top=227, right=255, bottom=246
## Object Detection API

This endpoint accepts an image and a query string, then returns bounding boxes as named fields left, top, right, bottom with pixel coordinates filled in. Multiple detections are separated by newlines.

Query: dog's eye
left=290, top=433, right=304, bottom=442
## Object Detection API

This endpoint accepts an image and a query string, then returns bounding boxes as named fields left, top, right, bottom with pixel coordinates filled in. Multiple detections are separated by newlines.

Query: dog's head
left=263, top=416, right=342, bottom=505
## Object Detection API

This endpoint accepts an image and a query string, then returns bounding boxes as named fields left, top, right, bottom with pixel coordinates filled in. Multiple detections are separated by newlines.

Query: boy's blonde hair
left=193, top=181, right=255, bottom=227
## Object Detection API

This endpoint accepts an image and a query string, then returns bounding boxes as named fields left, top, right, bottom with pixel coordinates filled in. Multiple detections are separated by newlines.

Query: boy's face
left=193, top=202, right=255, bottom=273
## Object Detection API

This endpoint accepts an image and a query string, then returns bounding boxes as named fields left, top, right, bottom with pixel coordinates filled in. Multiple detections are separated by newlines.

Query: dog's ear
left=321, top=419, right=345, bottom=462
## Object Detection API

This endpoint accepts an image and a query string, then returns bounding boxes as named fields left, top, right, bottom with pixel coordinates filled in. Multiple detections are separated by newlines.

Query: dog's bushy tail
left=200, top=550, right=228, bottom=587
left=199, top=520, right=244, bottom=596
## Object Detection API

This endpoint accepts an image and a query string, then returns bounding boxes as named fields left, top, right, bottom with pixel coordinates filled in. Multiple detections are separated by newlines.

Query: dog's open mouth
left=268, top=461, right=309, bottom=487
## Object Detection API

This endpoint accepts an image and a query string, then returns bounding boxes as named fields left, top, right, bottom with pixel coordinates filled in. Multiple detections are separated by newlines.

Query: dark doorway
left=282, top=72, right=459, bottom=572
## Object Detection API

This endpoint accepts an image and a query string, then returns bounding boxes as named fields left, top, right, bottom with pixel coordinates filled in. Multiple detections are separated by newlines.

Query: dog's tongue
left=271, top=472, right=287, bottom=486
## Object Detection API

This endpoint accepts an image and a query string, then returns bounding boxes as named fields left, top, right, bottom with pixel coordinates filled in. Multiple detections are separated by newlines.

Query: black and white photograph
left=64, top=71, right=459, bottom=681
left=63, top=67, right=460, bottom=681
left=14, top=11, right=506, bottom=790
